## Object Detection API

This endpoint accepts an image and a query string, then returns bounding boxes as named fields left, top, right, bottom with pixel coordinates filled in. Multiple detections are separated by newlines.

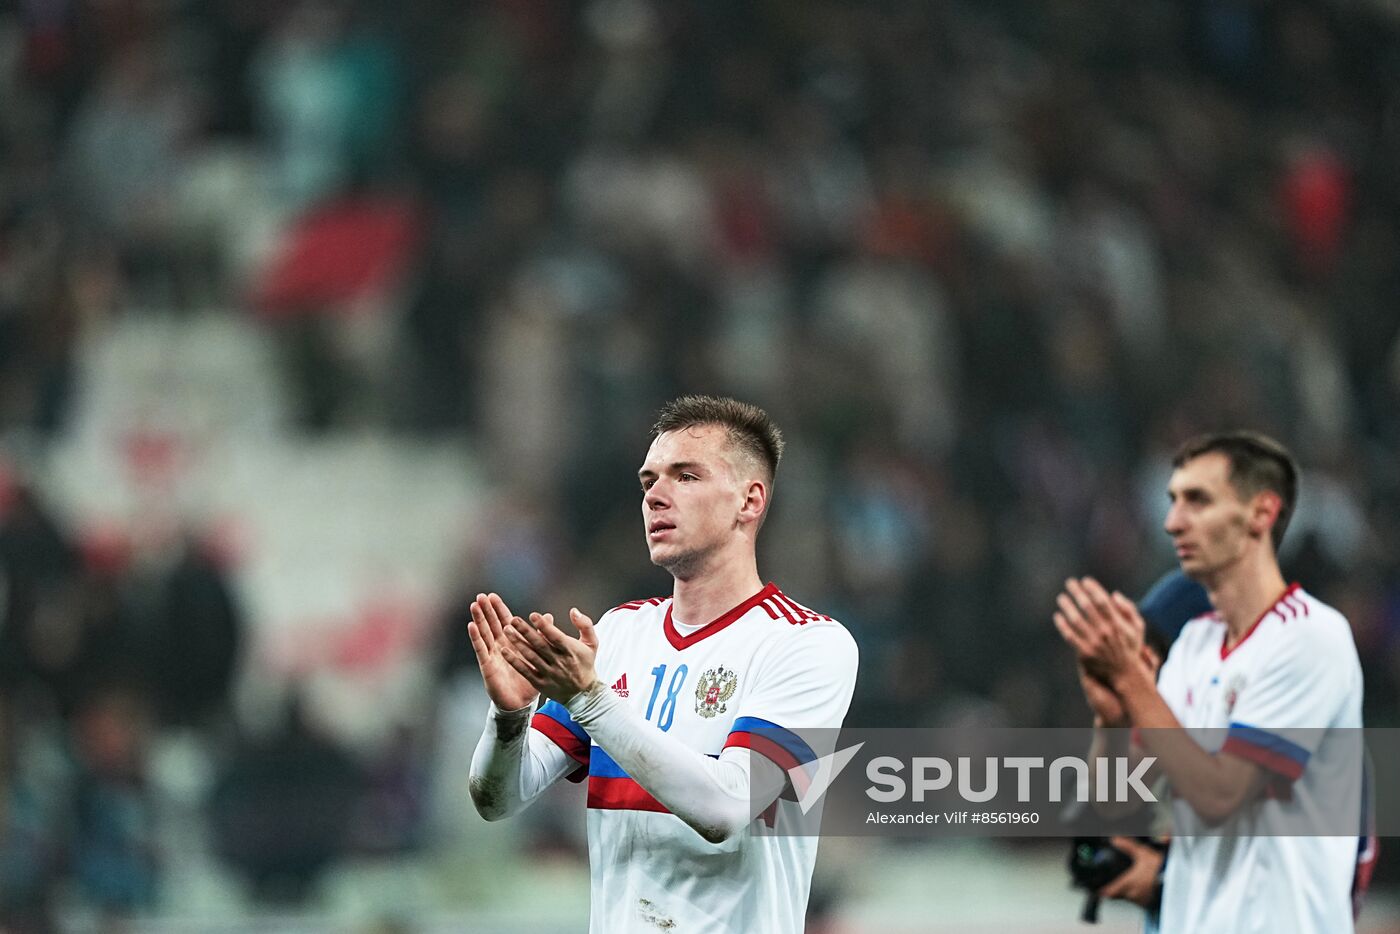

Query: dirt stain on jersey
left=493, top=713, right=527, bottom=745
left=638, top=898, right=676, bottom=929
left=468, top=772, right=505, bottom=816
left=469, top=713, right=529, bottom=816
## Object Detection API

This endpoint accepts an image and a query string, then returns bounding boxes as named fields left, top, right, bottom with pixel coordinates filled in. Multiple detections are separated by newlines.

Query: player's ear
left=739, top=478, right=767, bottom=525
left=1249, top=490, right=1282, bottom=542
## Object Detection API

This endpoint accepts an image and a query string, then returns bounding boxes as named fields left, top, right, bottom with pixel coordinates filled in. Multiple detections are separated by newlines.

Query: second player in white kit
left=1055, top=432, right=1365, bottom=933
left=1154, top=584, right=1363, bottom=933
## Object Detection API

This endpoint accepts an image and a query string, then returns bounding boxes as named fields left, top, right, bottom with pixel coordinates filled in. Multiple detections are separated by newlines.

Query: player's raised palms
left=1077, top=662, right=1128, bottom=727
left=468, top=593, right=540, bottom=711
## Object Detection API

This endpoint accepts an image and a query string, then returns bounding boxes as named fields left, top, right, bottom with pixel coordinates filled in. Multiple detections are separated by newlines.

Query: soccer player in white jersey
left=466, top=395, right=859, bottom=933
left=1054, top=431, right=1364, bottom=933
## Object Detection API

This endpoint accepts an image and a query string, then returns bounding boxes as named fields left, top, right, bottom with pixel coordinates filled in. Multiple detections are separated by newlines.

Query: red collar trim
left=664, top=582, right=779, bottom=651
left=1221, top=582, right=1301, bottom=660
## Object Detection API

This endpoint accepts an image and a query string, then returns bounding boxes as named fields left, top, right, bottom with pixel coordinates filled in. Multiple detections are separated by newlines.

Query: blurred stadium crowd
left=1, top=0, right=1398, bottom=927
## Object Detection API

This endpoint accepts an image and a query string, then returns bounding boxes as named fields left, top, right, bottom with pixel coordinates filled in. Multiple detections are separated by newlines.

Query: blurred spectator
left=208, top=697, right=363, bottom=904
left=143, top=536, right=245, bottom=729
left=250, top=2, right=401, bottom=207
left=1278, top=139, right=1352, bottom=280
left=63, top=40, right=197, bottom=301
left=0, top=479, right=82, bottom=701
left=67, top=685, right=159, bottom=916
left=812, top=248, right=961, bottom=454
left=0, top=691, right=61, bottom=934
left=350, top=722, right=430, bottom=855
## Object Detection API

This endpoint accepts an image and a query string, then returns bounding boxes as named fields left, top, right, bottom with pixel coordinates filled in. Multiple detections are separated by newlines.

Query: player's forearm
left=469, top=701, right=564, bottom=820
left=1113, top=667, right=1253, bottom=824
left=566, top=682, right=778, bottom=844
left=1087, top=724, right=1145, bottom=818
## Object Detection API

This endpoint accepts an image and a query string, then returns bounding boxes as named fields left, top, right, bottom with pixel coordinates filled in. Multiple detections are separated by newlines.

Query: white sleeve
left=1155, top=636, right=1189, bottom=719
left=565, top=684, right=788, bottom=844
left=468, top=702, right=581, bottom=821
left=722, top=623, right=860, bottom=784
left=1220, top=621, right=1356, bottom=781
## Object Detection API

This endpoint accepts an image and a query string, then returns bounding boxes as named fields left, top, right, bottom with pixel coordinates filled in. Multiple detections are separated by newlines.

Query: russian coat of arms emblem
left=694, top=666, right=738, bottom=718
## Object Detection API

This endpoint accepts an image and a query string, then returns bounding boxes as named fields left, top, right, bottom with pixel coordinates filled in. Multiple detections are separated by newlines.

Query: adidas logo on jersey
left=610, top=674, right=629, bottom=698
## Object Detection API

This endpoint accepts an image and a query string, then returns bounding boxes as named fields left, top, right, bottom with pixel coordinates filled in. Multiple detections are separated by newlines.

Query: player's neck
left=1205, top=551, right=1289, bottom=646
left=670, top=552, right=764, bottom=628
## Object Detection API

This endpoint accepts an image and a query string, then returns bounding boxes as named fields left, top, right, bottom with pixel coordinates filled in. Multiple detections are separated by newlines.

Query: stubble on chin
left=652, top=546, right=708, bottom=581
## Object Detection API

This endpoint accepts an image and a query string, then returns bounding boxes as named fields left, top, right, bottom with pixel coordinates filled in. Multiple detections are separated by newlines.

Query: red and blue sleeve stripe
left=724, top=716, right=821, bottom=804
left=531, top=700, right=590, bottom=783
left=586, top=745, right=673, bottom=813
left=586, top=743, right=776, bottom=827
left=723, top=716, right=819, bottom=771
left=1221, top=722, right=1309, bottom=781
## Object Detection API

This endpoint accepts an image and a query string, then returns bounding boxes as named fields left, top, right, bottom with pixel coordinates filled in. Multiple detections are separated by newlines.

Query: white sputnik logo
left=791, top=742, right=866, bottom=815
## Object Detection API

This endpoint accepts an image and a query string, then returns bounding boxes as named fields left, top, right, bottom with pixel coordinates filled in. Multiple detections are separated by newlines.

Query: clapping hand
left=502, top=608, right=601, bottom=704
left=1054, top=577, right=1155, bottom=718
left=467, top=593, right=540, bottom=711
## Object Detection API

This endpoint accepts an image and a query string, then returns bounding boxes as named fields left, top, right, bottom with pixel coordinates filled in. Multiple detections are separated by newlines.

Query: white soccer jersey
left=1154, top=584, right=1364, bottom=934
left=531, top=582, right=858, bottom=933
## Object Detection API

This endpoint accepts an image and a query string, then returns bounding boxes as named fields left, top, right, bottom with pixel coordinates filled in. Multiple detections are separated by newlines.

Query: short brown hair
left=1172, top=431, right=1300, bottom=550
left=651, top=395, right=785, bottom=483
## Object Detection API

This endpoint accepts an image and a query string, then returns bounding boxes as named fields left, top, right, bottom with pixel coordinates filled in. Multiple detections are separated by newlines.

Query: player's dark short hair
left=651, top=395, right=785, bottom=484
left=1172, top=431, right=1300, bottom=551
